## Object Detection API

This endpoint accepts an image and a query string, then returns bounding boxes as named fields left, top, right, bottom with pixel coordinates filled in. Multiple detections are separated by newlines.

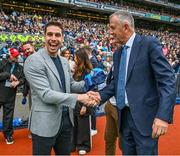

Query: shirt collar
left=125, top=32, right=136, bottom=48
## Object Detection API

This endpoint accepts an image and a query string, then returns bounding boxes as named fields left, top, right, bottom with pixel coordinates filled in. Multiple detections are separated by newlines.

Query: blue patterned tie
left=116, top=45, right=128, bottom=110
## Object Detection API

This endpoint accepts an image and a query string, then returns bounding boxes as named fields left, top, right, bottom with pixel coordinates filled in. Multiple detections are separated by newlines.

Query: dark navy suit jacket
left=99, top=34, right=176, bottom=136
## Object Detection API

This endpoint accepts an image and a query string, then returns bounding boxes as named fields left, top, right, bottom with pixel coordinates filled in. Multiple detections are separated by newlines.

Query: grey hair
left=110, top=10, right=134, bottom=28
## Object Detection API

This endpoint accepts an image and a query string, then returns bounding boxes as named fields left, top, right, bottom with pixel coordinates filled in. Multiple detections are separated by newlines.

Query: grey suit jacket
left=24, top=48, right=85, bottom=137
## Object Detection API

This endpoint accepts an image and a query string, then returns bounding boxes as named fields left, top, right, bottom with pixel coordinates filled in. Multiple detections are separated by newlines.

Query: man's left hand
left=152, top=118, right=168, bottom=139
left=10, top=80, right=20, bottom=88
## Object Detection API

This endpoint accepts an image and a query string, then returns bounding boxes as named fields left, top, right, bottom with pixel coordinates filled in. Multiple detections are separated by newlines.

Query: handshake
left=77, top=91, right=101, bottom=107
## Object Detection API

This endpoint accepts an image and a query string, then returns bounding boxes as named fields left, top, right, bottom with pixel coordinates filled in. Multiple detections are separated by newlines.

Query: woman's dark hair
left=73, top=47, right=93, bottom=81
left=60, top=49, right=71, bottom=57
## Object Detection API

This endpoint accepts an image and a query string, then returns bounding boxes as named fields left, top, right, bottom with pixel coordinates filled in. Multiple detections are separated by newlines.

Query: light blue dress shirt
left=125, top=33, right=136, bottom=106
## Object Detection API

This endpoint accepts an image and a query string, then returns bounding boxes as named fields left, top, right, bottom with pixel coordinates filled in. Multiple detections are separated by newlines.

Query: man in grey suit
left=24, top=21, right=94, bottom=155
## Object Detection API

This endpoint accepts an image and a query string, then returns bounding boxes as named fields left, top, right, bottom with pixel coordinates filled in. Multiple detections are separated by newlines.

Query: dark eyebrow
left=46, top=32, right=62, bottom=36
left=46, top=32, right=53, bottom=35
left=55, top=33, right=62, bottom=37
left=110, top=25, right=115, bottom=29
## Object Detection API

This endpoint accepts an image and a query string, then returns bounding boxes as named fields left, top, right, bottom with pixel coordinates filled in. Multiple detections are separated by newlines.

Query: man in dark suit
left=88, top=11, right=176, bottom=155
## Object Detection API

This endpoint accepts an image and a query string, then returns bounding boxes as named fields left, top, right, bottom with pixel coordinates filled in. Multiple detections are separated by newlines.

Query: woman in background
left=61, top=48, right=75, bottom=73
left=72, top=47, right=93, bottom=155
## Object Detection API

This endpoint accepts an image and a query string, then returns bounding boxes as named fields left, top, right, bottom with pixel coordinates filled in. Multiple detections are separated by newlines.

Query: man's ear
left=124, top=22, right=129, bottom=31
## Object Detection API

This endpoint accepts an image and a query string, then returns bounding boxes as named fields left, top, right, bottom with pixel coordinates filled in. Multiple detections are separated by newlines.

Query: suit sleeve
left=0, top=71, right=11, bottom=81
left=99, top=65, right=115, bottom=104
left=24, top=56, right=78, bottom=108
left=17, top=65, right=25, bottom=86
left=0, top=60, right=11, bottom=81
left=99, top=78, right=115, bottom=104
left=99, top=53, right=117, bottom=104
left=149, top=37, right=176, bottom=123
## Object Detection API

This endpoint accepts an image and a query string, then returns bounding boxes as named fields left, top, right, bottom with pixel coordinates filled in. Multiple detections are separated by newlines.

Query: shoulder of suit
left=59, top=55, right=68, bottom=64
left=24, top=49, right=43, bottom=66
left=59, top=55, right=65, bottom=60
left=0, top=59, right=8, bottom=69
left=28, top=48, right=43, bottom=59
left=139, top=34, right=158, bottom=43
left=136, top=34, right=161, bottom=51
left=0, top=59, right=7, bottom=65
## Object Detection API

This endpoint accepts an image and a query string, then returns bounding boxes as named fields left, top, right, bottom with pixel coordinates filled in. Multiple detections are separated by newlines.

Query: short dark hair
left=44, top=21, right=64, bottom=34
left=22, top=41, right=33, bottom=47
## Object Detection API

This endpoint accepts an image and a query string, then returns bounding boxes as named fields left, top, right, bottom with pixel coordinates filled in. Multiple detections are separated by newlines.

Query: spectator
left=72, top=47, right=93, bottom=155
left=0, top=48, right=24, bottom=144
left=61, top=48, right=75, bottom=73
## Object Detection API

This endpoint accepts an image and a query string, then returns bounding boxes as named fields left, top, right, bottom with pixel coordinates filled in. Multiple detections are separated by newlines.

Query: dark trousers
left=32, top=111, right=73, bottom=155
left=91, top=107, right=96, bottom=130
left=120, top=107, right=158, bottom=155
left=0, top=101, right=15, bottom=137
left=104, top=102, right=121, bottom=155
left=72, top=114, right=91, bottom=152
left=28, top=91, right=32, bottom=111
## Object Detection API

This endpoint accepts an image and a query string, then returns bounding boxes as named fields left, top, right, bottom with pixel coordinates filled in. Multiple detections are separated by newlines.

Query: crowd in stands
left=0, top=7, right=179, bottom=154
left=87, top=0, right=180, bottom=18
left=137, top=28, right=180, bottom=72
left=0, top=10, right=179, bottom=72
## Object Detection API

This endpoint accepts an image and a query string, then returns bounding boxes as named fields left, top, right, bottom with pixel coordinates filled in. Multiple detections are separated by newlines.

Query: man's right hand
left=87, top=91, right=101, bottom=107
left=10, top=80, right=20, bottom=88
left=77, top=93, right=99, bottom=106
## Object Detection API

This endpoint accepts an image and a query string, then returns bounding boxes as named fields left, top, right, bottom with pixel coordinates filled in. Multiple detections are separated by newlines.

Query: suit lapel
left=126, top=35, right=142, bottom=83
left=59, top=56, right=69, bottom=92
left=40, top=49, right=62, bottom=87
left=114, top=47, right=122, bottom=79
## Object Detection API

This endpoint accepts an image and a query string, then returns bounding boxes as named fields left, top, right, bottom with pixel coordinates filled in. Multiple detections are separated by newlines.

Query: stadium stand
left=0, top=0, right=179, bottom=129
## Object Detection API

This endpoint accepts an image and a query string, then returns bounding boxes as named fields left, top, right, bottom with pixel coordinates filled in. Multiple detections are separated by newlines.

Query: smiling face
left=22, top=43, right=35, bottom=56
left=45, top=25, right=64, bottom=57
left=63, top=49, right=71, bottom=60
